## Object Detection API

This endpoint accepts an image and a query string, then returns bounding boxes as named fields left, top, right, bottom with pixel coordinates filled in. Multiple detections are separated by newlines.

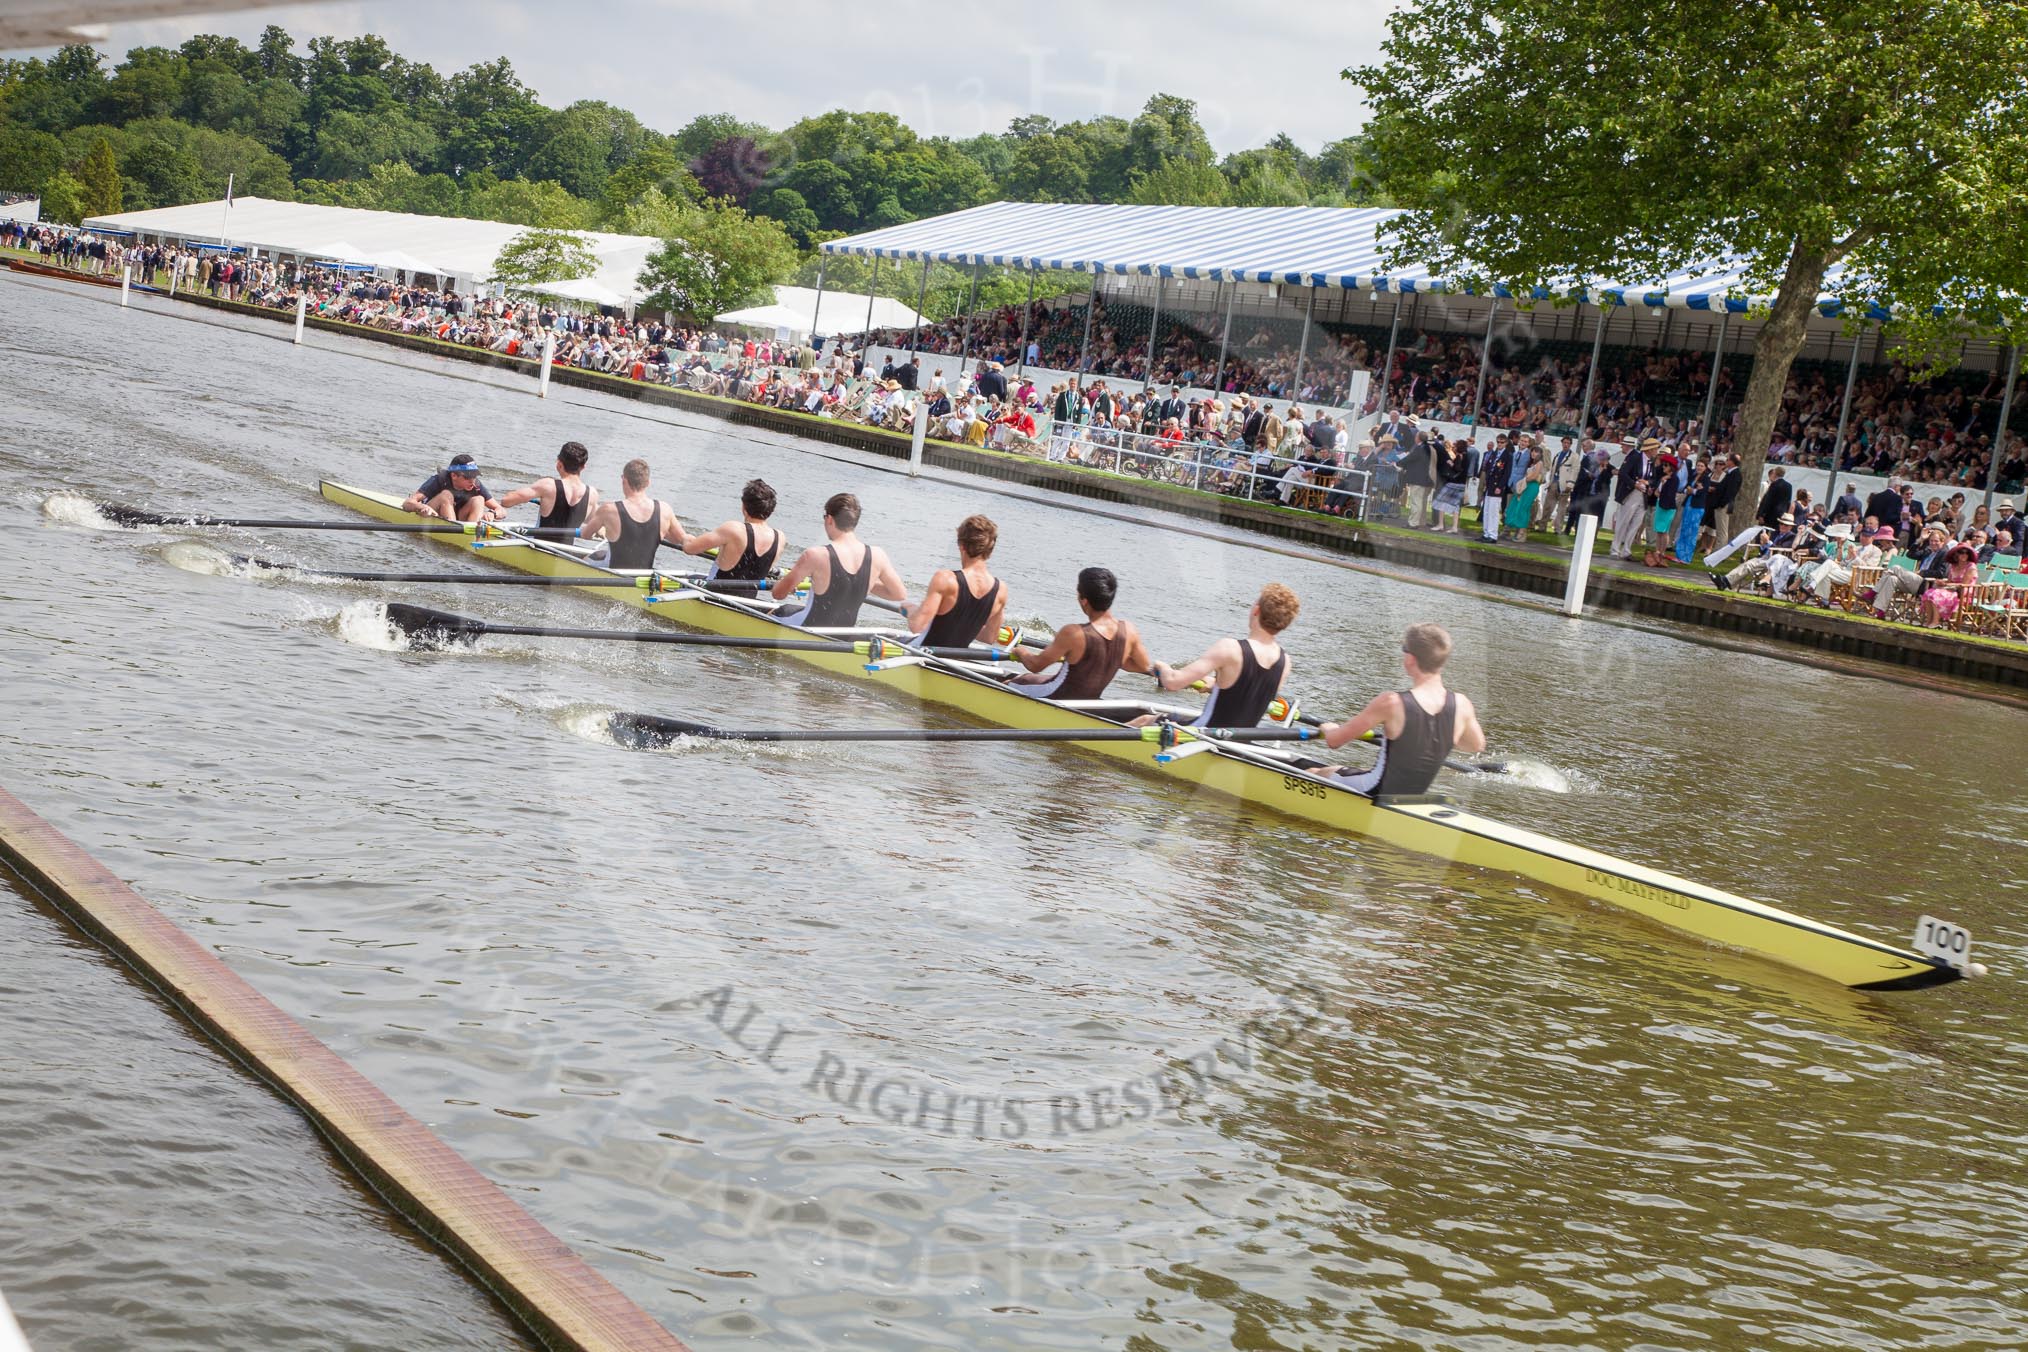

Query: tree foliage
left=75, top=135, right=121, bottom=215
left=636, top=198, right=797, bottom=321
left=1348, top=0, right=2028, bottom=504
left=38, top=168, right=85, bottom=223
left=489, top=226, right=598, bottom=292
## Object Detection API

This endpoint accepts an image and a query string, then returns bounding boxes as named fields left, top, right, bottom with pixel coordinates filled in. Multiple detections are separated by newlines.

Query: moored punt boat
left=320, top=479, right=1963, bottom=992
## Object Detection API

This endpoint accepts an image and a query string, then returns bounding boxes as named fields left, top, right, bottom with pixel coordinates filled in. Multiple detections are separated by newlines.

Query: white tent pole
left=1292, top=283, right=1316, bottom=395
left=1016, top=266, right=1035, bottom=378
left=1212, top=280, right=1235, bottom=396
left=956, top=259, right=981, bottom=381
left=1696, top=310, right=1732, bottom=456
left=1142, top=272, right=1164, bottom=397
left=862, top=254, right=880, bottom=346
left=1983, top=342, right=2020, bottom=521
left=1076, top=269, right=1100, bottom=388
left=808, top=253, right=828, bottom=350
left=1374, top=293, right=1403, bottom=414
left=1575, top=301, right=1607, bottom=439
left=1824, top=320, right=1864, bottom=508
left=1468, top=298, right=1499, bottom=445
left=908, top=255, right=931, bottom=360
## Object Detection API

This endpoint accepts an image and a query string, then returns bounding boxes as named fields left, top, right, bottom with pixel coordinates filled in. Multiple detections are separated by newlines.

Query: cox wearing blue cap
left=404, top=453, right=502, bottom=522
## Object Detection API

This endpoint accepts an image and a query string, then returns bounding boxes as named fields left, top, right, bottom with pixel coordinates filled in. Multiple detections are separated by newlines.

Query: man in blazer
left=1478, top=434, right=1514, bottom=541
left=1608, top=437, right=1658, bottom=558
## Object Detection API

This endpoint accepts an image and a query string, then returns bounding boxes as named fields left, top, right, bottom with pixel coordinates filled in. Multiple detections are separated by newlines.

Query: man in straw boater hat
left=1607, top=436, right=1660, bottom=558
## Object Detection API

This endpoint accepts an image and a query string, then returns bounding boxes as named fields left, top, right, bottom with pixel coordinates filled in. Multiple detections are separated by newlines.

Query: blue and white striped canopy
left=822, top=202, right=1884, bottom=318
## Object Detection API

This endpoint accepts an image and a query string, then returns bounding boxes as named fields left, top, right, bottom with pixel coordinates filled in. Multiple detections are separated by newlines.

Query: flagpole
left=220, top=172, right=233, bottom=253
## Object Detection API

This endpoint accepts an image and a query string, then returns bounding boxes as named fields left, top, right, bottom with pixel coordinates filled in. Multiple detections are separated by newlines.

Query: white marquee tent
left=717, top=285, right=923, bottom=340
left=81, top=196, right=660, bottom=302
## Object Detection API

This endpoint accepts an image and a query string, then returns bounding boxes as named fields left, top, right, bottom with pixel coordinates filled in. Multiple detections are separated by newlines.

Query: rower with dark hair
left=403, top=453, right=502, bottom=522
left=497, top=440, right=597, bottom=531
left=581, top=458, right=686, bottom=570
left=1312, top=623, right=1486, bottom=796
left=907, top=514, right=1008, bottom=648
left=1012, top=566, right=1153, bottom=700
left=1145, top=582, right=1299, bottom=728
left=683, top=478, right=782, bottom=583
left=771, top=491, right=907, bottom=628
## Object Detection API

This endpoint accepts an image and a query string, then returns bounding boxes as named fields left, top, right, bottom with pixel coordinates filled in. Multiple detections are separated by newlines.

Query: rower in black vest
left=683, top=478, right=782, bottom=583
left=1013, top=566, right=1153, bottom=700
left=1147, top=582, right=1299, bottom=728
left=580, top=457, right=686, bottom=571
left=909, top=514, right=1008, bottom=648
left=771, top=491, right=908, bottom=629
left=500, top=440, right=597, bottom=531
left=1315, top=623, right=1486, bottom=797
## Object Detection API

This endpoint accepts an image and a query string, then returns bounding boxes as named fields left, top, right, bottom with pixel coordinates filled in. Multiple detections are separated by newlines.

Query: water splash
left=40, top=492, right=122, bottom=531
left=333, top=600, right=410, bottom=652
left=159, top=540, right=248, bottom=577
left=1487, top=757, right=1576, bottom=793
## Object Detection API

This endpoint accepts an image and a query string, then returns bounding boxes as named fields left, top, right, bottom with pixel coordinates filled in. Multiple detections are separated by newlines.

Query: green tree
left=750, top=186, right=820, bottom=247
left=96, top=46, right=188, bottom=124
left=606, top=184, right=694, bottom=238
left=39, top=168, right=86, bottom=223
left=670, top=112, right=768, bottom=163
left=357, top=160, right=461, bottom=215
left=636, top=198, right=797, bottom=320
left=526, top=117, right=610, bottom=199
left=1124, top=94, right=1214, bottom=182
left=1002, top=129, right=1094, bottom=202
left=75, top=136, right=122, bottom=215
left=1349, top=0, right=2028, bottom=509
left=310, top=106, right=437, bottom=178
left=0, top=127, right=66, bottom=195
left=463, top=175, right=595, bottom=228
left=597, top=145, right=699, bottom=227
left=1128, top=157, right=1227, bottom=207
left=490, top=226, right=598, bottom=293
left=6, top=45, right=108, bottom=132
left=442, top=57, right=548, bottom=179
left=110, top=118, right=291, bottom=209
left=254, top=24, right=301, bottom=83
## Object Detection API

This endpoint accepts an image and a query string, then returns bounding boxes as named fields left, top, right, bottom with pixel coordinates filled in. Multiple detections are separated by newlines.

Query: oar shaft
left=111, top=504, right=579, bottom=539
left=385, top=604, right=989, bottom=660
left=468, top=619, right=973, bottom=658
left=611, top=713, right=1314, bottom=745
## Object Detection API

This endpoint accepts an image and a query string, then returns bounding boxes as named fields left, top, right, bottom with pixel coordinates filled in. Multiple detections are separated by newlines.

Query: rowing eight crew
left=412, top=447, right=1486, bottom=796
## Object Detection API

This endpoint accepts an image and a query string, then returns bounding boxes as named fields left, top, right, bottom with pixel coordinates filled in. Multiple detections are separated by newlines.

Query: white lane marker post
left=293, top=293, right=307, bottom=344
left=120, top=264, right=130, bottom=307
left=909, top=398, right=929, bottom=478
left=538, top=331, right=556, bottom=399
left=1563, top=513, right=1599, bottom=617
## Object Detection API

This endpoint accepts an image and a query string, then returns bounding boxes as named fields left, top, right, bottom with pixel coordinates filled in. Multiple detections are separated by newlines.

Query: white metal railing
left=1046, top=423, right=1372, bottom=515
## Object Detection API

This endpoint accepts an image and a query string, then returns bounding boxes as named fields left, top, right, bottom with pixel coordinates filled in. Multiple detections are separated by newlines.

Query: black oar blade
left=384, top=602, right=486, bottom=649
left=100, top=502, right=177, bottom=528
left=608, top=712, right=726, bottom=748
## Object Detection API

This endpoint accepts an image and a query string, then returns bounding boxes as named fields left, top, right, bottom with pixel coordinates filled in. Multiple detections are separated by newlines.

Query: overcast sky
left=69, top=0, right=1398, bottom=154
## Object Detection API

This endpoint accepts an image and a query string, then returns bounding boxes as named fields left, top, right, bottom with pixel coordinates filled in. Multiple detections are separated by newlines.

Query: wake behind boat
left=314, top=478, right=1964, bottom=992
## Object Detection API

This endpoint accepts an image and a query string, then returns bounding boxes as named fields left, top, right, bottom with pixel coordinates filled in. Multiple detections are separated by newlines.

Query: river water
left=2, top=273, right=2023, bottom=1350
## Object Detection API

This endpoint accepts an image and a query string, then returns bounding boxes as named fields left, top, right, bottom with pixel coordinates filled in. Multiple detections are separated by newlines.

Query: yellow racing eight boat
left=321, top=480, right=1965, bottom=992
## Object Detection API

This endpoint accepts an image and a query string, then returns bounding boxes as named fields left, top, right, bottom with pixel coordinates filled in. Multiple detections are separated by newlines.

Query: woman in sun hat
left=1642, top=447, right=1682, bottom=566
left=1919, top=543, right=1980, bottom=627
